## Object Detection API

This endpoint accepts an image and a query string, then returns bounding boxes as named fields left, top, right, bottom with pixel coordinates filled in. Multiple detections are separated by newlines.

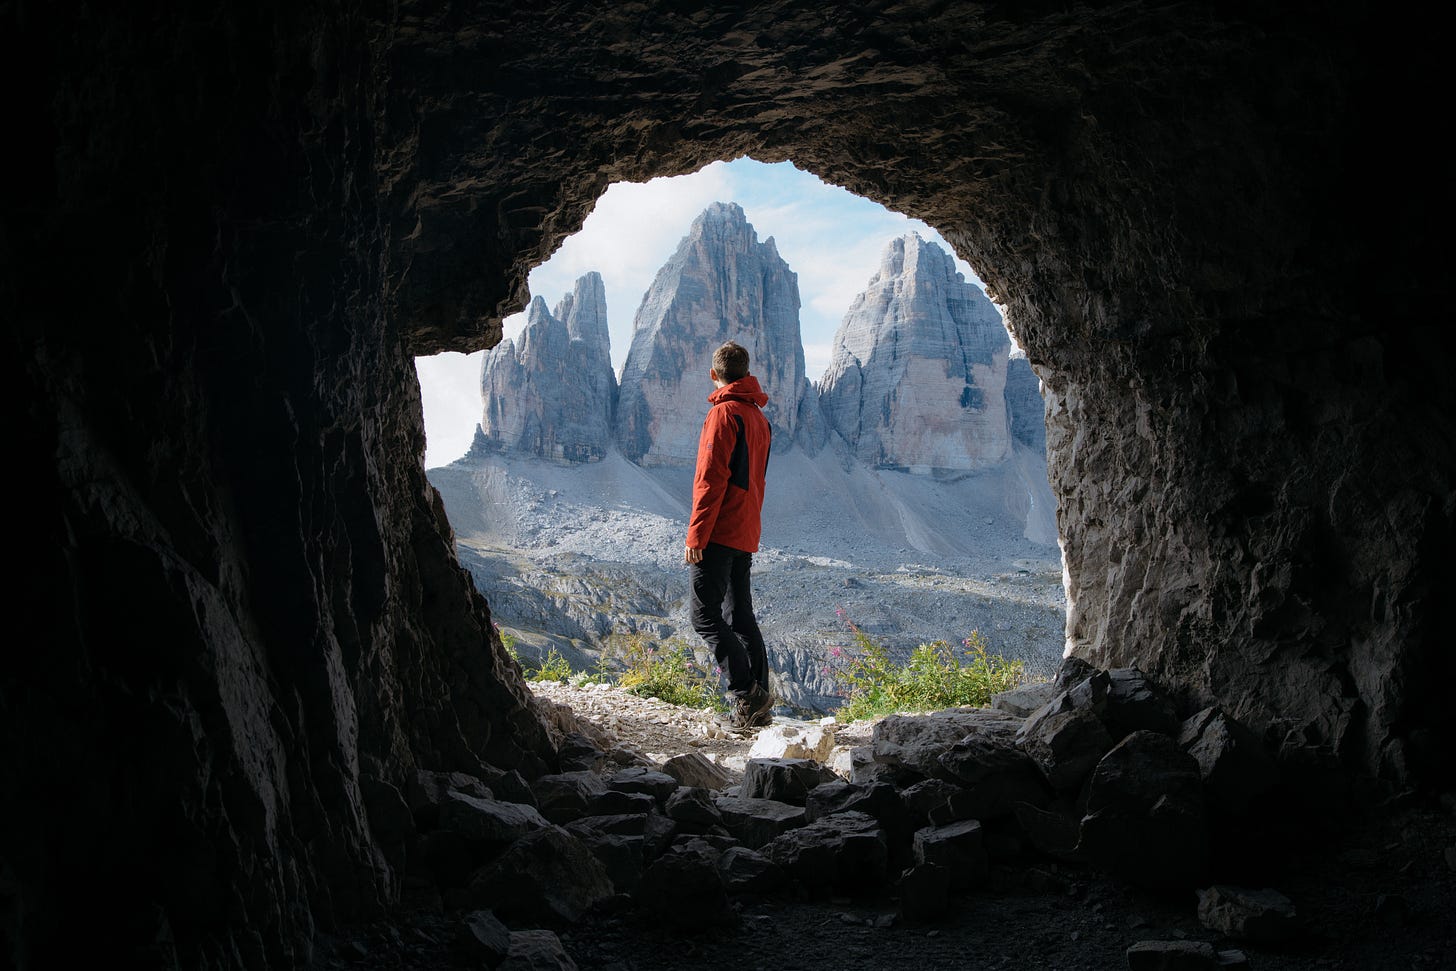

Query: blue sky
left=415, top=158, right=995, bottom=468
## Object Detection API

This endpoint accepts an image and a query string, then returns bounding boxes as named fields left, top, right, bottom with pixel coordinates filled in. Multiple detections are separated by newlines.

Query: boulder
left=634, top=843, right=735, bottom=928
left=1077, top=731, right=1208, bottom=888
left=557, top=731, right=608, bottom=773
left=500, top=929, right=579, bottom=971
left=531, top=772, right=608, bottom=824
left=1196, top=885, right=1299, bottom=942
left=569, top=831, right=646, bottom=893
left=718, top=846, right=787, bottom=895
left=912, top=820, right=988, bottom=888
left=1178, top=707, right=1278, bottom=815
left=741, top=758, right=839, bottom=805
left=1103, top=668, right=1180, bottom=737
left=455, top=909, right=511, bottom=965
left=748, top=723, right=836, bottom=762
left=1051, top=657, right=1098, bottom=694
left=468, top=827, right=615, bottom=923
left=1125, top=940, right=1247, bottom=970
left=665, top=787, right=724, bottom=828
left=439, top=791, right=551, bottom=847
left=409, top=770, right=494, bottom=830
left=898, top=863, right=951, bottom=922
left=564, top=813, right=649, bottom=838
left=414, top=829, right=474, bottom=888
left=713, top=795, right=806, bottom=849
left=586, top=789, right=657, bottom=817
left=762, top=811, right=887, bottom=892
left=606, top=767, right=679, bottom=806
left=660, top=752, right=733, bottom=790
left=872, top=709, right=1023, bottom=779
left=1018, top=702, right=1114, bottom=791
left=991, top=682, right=1055, bottom=718
left=899, top=779, right=961, bottom=828
left=1012, top=802, right=1080, bottom=857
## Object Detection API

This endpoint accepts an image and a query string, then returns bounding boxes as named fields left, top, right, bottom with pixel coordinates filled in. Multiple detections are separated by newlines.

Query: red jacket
left=686, top=376, right=772, bottom=553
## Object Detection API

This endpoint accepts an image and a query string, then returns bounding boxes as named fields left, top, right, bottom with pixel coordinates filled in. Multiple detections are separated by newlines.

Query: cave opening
left=415, top=156, right=1067, bottom=717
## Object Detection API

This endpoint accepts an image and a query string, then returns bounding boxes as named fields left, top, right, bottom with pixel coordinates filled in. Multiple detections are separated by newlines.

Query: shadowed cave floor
left=317, top=798, right=1455, bottom=970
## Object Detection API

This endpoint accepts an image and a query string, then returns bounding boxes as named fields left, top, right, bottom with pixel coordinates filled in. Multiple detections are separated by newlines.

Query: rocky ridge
left=819, top=232, right=1016, bottom=472
left=476, top=272, right=617, bottom=463
left=614, top=201, right=818, bottom=465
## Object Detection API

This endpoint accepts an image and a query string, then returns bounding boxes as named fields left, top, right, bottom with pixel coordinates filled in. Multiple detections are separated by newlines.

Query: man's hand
left=685, top=545, right=704, bottom=565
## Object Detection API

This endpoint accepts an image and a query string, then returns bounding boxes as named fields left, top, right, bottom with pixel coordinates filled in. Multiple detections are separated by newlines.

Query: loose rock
left=1196, top=884, right=1298, bottom=942
left=741, top=757, right=839, bottom=805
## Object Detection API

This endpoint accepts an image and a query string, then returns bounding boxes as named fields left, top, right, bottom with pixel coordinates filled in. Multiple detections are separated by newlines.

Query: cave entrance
left=416, top=158, right=1066, bottom=718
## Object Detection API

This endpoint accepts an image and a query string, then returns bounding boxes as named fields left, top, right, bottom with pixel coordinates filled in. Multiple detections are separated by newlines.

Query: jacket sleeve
left=686, top=406, right=732, bottom=549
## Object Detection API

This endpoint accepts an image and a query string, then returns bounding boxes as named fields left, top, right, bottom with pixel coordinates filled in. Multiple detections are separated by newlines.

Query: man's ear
left=709, top=368, right=719, bottom=382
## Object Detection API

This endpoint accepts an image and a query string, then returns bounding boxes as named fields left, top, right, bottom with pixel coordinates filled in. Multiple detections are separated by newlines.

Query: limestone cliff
left=615, top=202, right=815, bottom=466
left=818, top=234, right=1012, bottom=471
left=477, top=272, right=616, bottom=462
left=1004, top=352, right=1046, bottom=453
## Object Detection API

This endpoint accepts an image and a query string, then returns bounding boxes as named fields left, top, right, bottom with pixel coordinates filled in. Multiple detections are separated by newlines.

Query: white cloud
left=414, top=351, right=483, bottom=468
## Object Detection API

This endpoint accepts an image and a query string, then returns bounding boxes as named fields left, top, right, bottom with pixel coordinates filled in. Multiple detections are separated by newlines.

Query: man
left=685, top=341, right=774, bottom=729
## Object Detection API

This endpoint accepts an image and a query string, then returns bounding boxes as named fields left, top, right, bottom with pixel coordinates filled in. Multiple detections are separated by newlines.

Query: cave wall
left=5, top=0, right=1448, bottom=965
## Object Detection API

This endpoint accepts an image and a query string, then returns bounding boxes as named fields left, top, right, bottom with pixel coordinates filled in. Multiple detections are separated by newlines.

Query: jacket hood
left=708, top=374, right=769, bottom=407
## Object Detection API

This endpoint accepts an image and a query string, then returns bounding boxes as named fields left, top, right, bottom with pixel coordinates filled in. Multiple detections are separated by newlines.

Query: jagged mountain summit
left=614, top=201, right=821, bottom=466
left=819, top=233, right=1018, bottom=472
left=474, top=271, right=617, bottom=462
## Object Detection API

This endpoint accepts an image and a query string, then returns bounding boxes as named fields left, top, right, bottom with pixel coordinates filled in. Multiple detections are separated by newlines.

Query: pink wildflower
left=829, top=645, right=844, bottom=658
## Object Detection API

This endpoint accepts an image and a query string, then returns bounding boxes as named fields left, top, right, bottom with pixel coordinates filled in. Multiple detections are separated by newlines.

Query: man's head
left=711, top=341, right=750, bottom=385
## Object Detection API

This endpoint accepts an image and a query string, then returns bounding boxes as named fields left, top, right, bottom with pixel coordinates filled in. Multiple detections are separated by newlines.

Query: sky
left=415, top=157, right=992, bottom=468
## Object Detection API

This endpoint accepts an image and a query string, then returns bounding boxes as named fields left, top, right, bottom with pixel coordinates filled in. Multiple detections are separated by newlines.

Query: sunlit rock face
left=1004, top=353, right=1046, bottom=454
left=820, top=234, right=1012, bottom=471
left=615, top=202, right=814, bottom=466
left=477, top=273, right=616, bottom=462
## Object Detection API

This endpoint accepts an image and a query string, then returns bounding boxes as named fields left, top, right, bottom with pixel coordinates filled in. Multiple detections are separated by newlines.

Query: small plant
left=611, top=634, right=726, bottom=712
left=496, top=624, right=521, bottom=665
left=526, top=646, right=574, bottom=683
left=826, top=609, right=1026, bottom=721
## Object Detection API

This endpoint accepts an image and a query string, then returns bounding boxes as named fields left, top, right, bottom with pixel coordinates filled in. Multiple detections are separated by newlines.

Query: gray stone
left=1013, top=802, right=1081, bottom=857
left=1125, top=940, right=1220, bottom=970
left=1004, top=352, right=1047, bottom=452
left=439, top=790, right=551, bottom=846
left=565, top=813, right=649, bottom=838
left=634, top=843, right=736, bottom=927
left=1104, top=668, right=1180, bottom=737
left=718, top=846, right=786, bottom=895
left=1196, top=884, right=1298, bottom=942
left=747, top=723, right=837, bottom=762
left=615, top=202, right=816, bottom=464
left=1018, top=700, right=1115, bottom=791
left=1051, top=657, right=1099, bottom=695
left=741, top=757, right=839, bottom=805
left=409, top=770, right=494, bottom=830
left=660, top=752, right=733, bottom=791
left=991, top=681, right=1056, bottom=718
left=762, top=811, right=887, bottom=892
left=606, top=767, right=679, bottom=805
left=500, top=929, right=579, bottom=971
left=819, top=234, right=1014, bottom=472
left=872, top=708, right=1024, bottom=779
left=912, top=820, right=988, bottom=888
left=586, top=789, right=656, bottom=817
left=713, top=795, right=806, bottom=849
left=570, top=831, right=646, bottom=893
left=468, top=827, right=615, bottom=923
left=1178, top=707, right=1278, bottom=815
left=899, top=779, right=961, bottom=828
left=456, top=909, right=511, bottom=965
left=531, top=771, right=608, bottom=824
left=665, top=786, right=724, bottom=828
left=1077, top=731, right=1208, bottom=888
left=556, top=731, right=607, bottom=773
left=898, top=863, right=951, bottom=922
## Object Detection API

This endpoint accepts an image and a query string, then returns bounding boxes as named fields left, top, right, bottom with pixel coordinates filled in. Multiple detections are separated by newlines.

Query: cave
left=5, top=1, right=1449, bottom=966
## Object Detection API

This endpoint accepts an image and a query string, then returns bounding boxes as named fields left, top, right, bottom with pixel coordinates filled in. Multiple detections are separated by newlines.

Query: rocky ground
left=317, top=676, right=1455, bottom=971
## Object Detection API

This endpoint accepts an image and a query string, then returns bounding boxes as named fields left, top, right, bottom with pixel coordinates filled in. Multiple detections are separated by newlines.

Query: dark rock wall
left=6, top=0, right=1448, bottom=965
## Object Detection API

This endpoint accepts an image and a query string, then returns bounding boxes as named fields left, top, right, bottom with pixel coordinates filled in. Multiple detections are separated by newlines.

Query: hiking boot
left=721, top=690, right=756, bottom=731
left=745, top=684, right=774, bottom=727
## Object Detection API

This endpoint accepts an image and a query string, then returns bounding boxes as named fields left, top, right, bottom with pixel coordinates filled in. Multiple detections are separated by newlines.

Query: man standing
left=685, top=341, right=774, bottom=729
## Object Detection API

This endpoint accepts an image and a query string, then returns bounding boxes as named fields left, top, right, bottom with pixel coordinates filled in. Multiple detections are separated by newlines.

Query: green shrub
left=526, top=646, right=574, bottom=683
left=610, top=635, right=726, bottom=712
left=828, top=615, right=1027, bottom=722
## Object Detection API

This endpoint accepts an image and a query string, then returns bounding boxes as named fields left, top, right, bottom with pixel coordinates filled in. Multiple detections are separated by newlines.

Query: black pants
left=689, top=542, right=767, bottom=695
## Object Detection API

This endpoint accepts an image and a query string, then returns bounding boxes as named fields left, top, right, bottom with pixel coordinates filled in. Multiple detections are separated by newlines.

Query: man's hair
left=713, top=342, right=750, bottom=382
